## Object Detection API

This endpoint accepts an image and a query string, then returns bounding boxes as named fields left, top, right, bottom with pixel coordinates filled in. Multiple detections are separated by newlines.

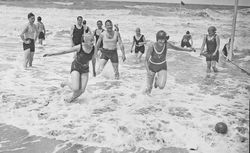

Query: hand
left=24, top=39, right=30, bottom=44
left=122, top=54, right=126, bottom=62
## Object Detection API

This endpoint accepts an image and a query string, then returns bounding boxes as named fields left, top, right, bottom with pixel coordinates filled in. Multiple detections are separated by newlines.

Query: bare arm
left=200, top=35, right=207, bottom=53
left=34, top=24, right=39, bottom=42
left=190, top=36, right=193, bottom=47
left=167, top=41, right=193, bottom=52
left=70, top=25, right=74, bottom=46
left=43, top=23, right=46, bottom=36
left=130, top=37, right=135, bottom=52
left=94, top=34, right=103, bottom=56
left=145, top=44, right=153, bottom=72
left=43, top=45, right=80, bottom=57
left=214, top=35, right=220, bottom=54
left=20, top=24, right=28, bottom=42
left=117, top=32, right=125, bottom=56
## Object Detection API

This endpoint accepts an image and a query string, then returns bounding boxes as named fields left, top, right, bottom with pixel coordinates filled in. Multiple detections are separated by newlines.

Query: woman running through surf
left=130, top=27, right=146, bottom=62
left=95, top=19, right=126, bottom=80
left=144, top=30, right=195, bottom=95
left=43, top=34, right=96, bottom=102
left=200, top=26, right=220, bottom=73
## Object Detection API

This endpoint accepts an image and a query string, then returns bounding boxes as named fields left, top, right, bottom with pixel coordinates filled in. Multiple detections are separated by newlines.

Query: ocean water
left=0, top=0, right=249, bottom=153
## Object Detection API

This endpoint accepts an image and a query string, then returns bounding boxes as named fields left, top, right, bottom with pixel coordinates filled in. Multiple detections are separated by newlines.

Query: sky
left=101, top=0, right=250, bottom=6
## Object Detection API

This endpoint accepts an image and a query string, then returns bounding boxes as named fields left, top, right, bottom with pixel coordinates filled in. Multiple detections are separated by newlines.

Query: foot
left=64, top=97, right=76, bottom=103
left=115, top=73, right=119, bottom=80
left=212, top=67, right=218, bottom=73
left=143, top=88, right=152, bottom=95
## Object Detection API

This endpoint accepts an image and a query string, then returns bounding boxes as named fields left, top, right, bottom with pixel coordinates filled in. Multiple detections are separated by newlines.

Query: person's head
left=208, top=26, right=216, bottom=36
left=105, top=19, right=113, bottom=31
left=156, top=30, right=169, bottom=45
left=82, top=33, right=94, bottom=43
left=135, top=28, right=141, bottom=35
left=83, top=20, right=87, bottom=25
left=97, top=20, right=103, bottom=28
left=37, top=16, right=42, bottom=22
left=28, top=12, right=35, bottom=24
left=77, top=16, right=83, bottom=25
left=186, top=31, right=190, bottom=34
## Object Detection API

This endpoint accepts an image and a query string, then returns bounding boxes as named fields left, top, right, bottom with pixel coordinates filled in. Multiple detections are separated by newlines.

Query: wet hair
left=186, top=31, right=190, bottom=34
left=208, top=26, right=216, bottom=33
left=156, top=30, right=169, bottom=41
left=105, top=19, right=112, bottom=25
left=28, top=12, right=35, bottom=19
left=37, top=16, right=42, bottom=21
left=77, top=16, right=83, bottom=20
left=83, top=20, right=86, bottom=24
left=97, top=20, right=102, bottom=24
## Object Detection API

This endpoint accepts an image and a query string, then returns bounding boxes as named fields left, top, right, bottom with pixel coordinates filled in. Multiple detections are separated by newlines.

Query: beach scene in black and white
left=0, top=0, right=249, bottom=153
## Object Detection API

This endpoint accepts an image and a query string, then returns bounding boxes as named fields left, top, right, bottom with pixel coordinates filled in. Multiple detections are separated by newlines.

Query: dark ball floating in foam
left=215, top=122, right=228, bottom=134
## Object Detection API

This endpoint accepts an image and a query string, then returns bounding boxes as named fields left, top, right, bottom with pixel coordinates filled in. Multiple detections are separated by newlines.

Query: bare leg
left=97, top=59, right=108, bottom=75
left=66, top=73, right=89, bottom=103
left=29, top=52, right=35, bottom=67
left=92, top=57, right=96, bottom=77
left=155, top=70, right=167, bottom=89
left=137, top=52, right=143, bottom=62
left=206, top=61, right=211, bottom=73
left=211, top=61, right=218, bottom=72
left=111, top=62, right=119, bottom=79
left=144, top=70, right=155, bottom=94
left=23, top=49, right=31, bottom=69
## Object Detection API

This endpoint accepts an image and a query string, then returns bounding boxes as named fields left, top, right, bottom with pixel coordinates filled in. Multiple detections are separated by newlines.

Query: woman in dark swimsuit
left=44, top=34, right=96, bottom=102
left=130, top=27, right=146, bottom=62
left=200, top=26, right=220, bottom=73
left=144, top=30, right=195, bottom=94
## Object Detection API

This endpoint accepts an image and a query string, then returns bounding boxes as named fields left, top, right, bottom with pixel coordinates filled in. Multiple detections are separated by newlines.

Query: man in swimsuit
left=144, top=30, right=195, bottom=95
left=130, top=27, right=146, bottom=62
left=82, top=20, right=92, bottom=37
left=37, top=16, right=46, bottom=45
left=20, top=12, right=38, bottom=69
left=43, top=34, right=96, bottom=103
left=95, top=20, right=126, bottom=80
left=70, top=16, right=84, bottom=47
left=181, top=31, right=193, bottom=48
left=200, top=26, right=220, bottom=73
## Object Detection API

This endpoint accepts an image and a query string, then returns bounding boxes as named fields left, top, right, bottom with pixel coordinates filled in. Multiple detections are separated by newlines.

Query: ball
left=215, top=122, right=228, bottom=134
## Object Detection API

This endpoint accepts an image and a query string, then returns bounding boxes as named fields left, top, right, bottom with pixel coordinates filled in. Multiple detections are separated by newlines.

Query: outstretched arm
left=43, top=45, right=80, bottom=57
left=117, top=32, right=126, bottom=61
left=70, top=25, right=75, bottom=47
left=167, top=41, right=193, bottom=52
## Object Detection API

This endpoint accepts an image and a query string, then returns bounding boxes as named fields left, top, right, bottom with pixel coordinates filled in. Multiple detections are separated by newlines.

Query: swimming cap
left=156, top=30, right=169, bottom=41
left=208, top=26, right=216, bottom=33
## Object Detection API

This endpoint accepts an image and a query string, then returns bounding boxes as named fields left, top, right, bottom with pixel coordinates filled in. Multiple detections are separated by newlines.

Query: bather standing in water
left=200, top=26, right=220, bottom=73
left=144, top=30, right=195, bottom=95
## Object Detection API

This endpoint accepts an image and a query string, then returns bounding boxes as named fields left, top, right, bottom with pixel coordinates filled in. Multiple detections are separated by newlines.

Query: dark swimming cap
left=156, top=30, right=169, bottom=41
left=208, top=26, right=216, bottom=33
